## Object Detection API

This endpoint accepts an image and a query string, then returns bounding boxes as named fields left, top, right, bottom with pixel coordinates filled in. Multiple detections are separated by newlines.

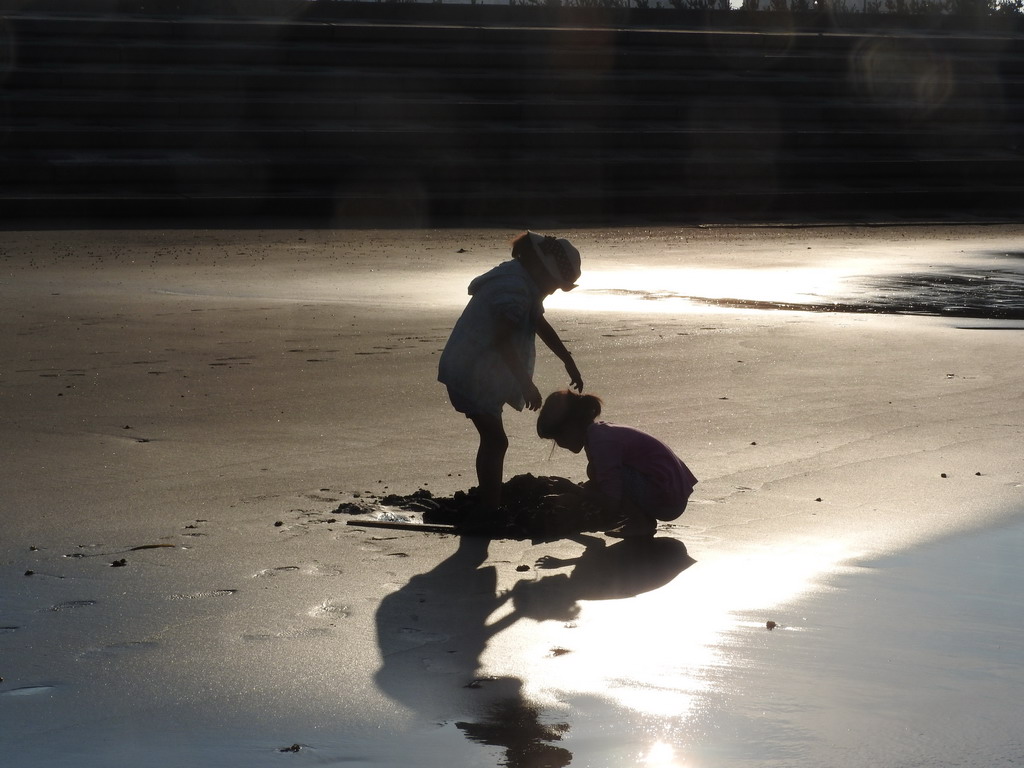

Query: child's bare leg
left=470, top=414, right=508, bottom=512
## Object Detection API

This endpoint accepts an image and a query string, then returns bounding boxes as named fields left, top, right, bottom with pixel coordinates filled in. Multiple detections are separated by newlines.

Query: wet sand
left=697, top=519, right=1024, bottom=767
left=1, top=225, right=1022, bottom=766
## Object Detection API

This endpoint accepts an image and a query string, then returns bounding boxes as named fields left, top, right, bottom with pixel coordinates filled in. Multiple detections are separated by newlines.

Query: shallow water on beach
left=565, top=247, right=1024, bottom=320
left=680, top=515, right=1024, bottom=768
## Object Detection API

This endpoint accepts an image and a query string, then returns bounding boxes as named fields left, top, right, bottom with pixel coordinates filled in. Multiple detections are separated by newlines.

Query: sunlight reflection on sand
left=544, top=241, right=1024, bottom=319
left=644, top=740, right=684, bottom=766
left=552, top=265, right=855, bottom=314
left=481, top=536, right=861, bottom=736
left=142, top=234, right=1024, bottom=321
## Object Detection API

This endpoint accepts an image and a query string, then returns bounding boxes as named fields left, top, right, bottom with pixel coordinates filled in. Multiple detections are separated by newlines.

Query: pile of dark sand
left=335, top=474, right=620, bottom=540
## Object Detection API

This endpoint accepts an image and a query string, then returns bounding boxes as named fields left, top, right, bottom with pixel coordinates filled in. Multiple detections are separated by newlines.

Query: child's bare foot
left=458, top=507, right=497, bottom=536
left=604, top=516, right=657, bottom=539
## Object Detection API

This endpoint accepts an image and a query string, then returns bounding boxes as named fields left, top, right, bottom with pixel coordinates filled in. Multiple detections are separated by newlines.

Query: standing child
left=439, top=232, right=584, bottom=530
left=537, top=390, right=697, bottom=538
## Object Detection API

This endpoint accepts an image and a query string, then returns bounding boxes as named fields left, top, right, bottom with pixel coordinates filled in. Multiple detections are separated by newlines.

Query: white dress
left=438, top=260, right=543, bottom=416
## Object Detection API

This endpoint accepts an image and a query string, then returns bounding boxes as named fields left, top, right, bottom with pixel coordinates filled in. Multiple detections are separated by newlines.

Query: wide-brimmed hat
left=528, top=231, right=581, bottom=291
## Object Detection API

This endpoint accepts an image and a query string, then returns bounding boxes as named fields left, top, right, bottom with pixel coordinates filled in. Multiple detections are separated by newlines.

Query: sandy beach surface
left=2, top=225, right=1022, bottom=767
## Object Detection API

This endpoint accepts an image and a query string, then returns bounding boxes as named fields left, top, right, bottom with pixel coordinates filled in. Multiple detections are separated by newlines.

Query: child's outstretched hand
left=565, top=358, right=584, bottom=392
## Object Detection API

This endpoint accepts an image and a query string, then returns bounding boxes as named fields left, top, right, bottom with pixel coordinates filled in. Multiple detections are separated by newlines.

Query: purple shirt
left=585, top=422, right=697, bottom=507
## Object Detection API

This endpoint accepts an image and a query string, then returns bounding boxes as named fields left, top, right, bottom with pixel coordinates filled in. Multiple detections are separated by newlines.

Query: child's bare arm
left=494, top=316, right=542, bottom=410
left=537, top=316, right=584, bottom=391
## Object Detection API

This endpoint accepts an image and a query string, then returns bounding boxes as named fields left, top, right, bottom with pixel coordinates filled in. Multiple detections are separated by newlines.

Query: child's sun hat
left=528, top=231, right=581, bottom=291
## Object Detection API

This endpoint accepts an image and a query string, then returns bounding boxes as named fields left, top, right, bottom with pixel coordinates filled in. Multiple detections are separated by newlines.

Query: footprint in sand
left=303, top=492, right=339, bottom=503
left=50, top=600, right=97, bottom=611
left=253, top=566, right=301, bottom=578
left=240, top=493, right=279, bottom=504
left=356, top=541, right=386, bottom=554
left=167, top=589, right=237, bottom=601
left=2, top=685, right=56, bottom=697
left=309, top=563, right=345, bottom=577
left=78, top=640, right=160, bottom=659
left=241, top=627, right=332, bottom=642
left=385, top=627, right=450, bottom=653
left=308, top=601, right=350, bottom=619
left=421, top=656, right=466, bottom=674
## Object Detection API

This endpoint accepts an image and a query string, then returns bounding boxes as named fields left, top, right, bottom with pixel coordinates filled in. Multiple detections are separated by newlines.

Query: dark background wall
left=2, top=0, right=1022, bottom=225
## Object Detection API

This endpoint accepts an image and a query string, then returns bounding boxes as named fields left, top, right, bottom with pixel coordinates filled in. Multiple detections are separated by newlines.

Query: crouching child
left=537, top=390, right=697, bottom=538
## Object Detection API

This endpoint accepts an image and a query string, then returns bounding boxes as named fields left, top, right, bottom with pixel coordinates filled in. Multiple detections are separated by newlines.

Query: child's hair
left=511, top=231, right=539, bottom=269
left=537, top=390, right=603, bottom=439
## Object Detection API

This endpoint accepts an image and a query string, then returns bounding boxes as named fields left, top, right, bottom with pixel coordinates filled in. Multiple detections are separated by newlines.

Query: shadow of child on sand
left=373, top=534, right=693, bottom=767
left=374, top=536, right=571, bottom=767
left=527, top=534, right=695, bottom=603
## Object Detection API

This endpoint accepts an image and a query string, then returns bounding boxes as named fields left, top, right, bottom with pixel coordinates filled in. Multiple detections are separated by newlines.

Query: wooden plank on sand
left=346, top=519, right=458, bottom=533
